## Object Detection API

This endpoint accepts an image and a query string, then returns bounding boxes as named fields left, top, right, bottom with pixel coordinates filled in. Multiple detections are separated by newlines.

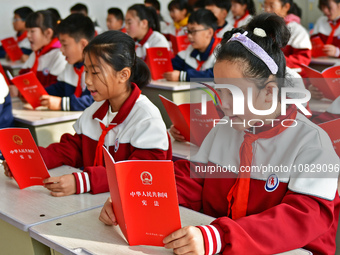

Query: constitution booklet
left=146, top=47, right=173, bottom=80
left=1, top=37, right=23, bottom=61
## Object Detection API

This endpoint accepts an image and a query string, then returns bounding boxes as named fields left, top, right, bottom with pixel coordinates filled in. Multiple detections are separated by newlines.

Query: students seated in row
left=0, top=74, right=13, bottom=129
left=126, top=4, right=169, bottom=60
left=144, top=0, right=168, bottom=33
left=312, top=96, right=340, bottom=124
left=40, top=14, right=94, bottom=111
left=264, top=0, right=312, bottom=68
left=106, top=8, right=125, bottom=32
left=164, top=0, right=192, bottom=36
left=70, top=3, right=103, bottom=35
left=231, top=0, right=255, bottom=28
left=19, top=10, right=67, bottom=88
left=164, top=9, right=219, bottom=81
left=205, top=0, right=233, bottom=39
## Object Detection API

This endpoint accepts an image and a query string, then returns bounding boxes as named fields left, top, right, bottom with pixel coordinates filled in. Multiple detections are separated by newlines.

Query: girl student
left=100, top=13, right=340, bottom=254
left=19, top=10, right=67, bottom=88
left=264, top=0, right=312, bottom=68
left=165, top=0, right=192, bottom=36
left=231, top=0, right=256, bottom=28
left=4, top=31, right=171, bottom=196
left=125, top=4, right=169, bottom=60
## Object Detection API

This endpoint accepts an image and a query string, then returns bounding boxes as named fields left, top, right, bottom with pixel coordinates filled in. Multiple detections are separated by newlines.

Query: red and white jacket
left=232, top=11, right=252, bottom=28
left=282, top=14, right=312, bottom=68
left=39, top=83, right=171, bottom=194
left=215, top=22, right=233, bottom=39
left=312, top=96, right=340, bottom=124
left=174, top=108, right=340, bottom=254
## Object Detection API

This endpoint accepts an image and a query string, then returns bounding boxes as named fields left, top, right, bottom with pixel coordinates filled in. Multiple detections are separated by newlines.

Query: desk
left=0, top=164, right=109, bottom=255
left=309, top=98, right=333, bottom=112
left=309, top=57, right=340, bottom=72
left=12, top=97, right=82, bottom=147
left=171, top=139, right=199, bottom=160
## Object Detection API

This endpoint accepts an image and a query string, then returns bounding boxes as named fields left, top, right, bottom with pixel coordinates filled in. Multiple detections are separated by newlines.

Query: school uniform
left=39, top=83, right=171, bottom=194
left=162, top=16, right=189, bottom=36
left=312, top=96, right=340, bottom=124
left=135, top=28, right=170, bottom=60
left=233, top=10, right=252, bottom=28
left=0, top=74, right=13, bottom=128
left=19, top=38, right=67, bottom=88
left=174, top=106, right=340, bottom=254
left=45, top=62, right=93, bottom=111
left=282, top=14, right=312, bottom=68
left=171, top=37, right=220, bottom=81
left=0, top=31, right=32, bottom=58
left=215, top=21, right=233, bottom=39
left=313, top=16, right=340, bottom=51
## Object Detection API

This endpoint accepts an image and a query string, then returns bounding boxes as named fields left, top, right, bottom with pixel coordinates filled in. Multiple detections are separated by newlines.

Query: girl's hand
left=20, top=54, right=29, bottom=63
left=323, top=44, right=340, bottom=57
left=163, top=70, right=180, bottom=81
left=40, top=95, right=62, bottom=110
left=3, top=161, right=13, bottom=178
left=99, top=197, right=118, bottom=226
left=43, top=174, right=76, bottom=197
left=309, top=85, right=324, bottom=100
left=170, top=125, right=186, bottom=142
left=163, top=226, right=205, bottom=255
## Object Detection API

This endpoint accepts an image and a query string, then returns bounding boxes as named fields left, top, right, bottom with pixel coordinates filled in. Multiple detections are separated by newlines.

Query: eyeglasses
left=12, top=18, right=24, bottom=22
left=184, top=28, right=209, bottom=36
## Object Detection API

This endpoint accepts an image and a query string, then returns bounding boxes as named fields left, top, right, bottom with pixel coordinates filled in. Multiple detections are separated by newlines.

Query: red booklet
left=103, top=147, right=181, bottom=246
left=170, top=34, right=191, bottom=55
left=1, top=37, right=23, bottom=61
left=11, top=71, right=48, bottom=109
left=319, top=118, right=340, bottom=157
left=302, top=64, right=340, bottom=100
left=146, top=47, right=173, bottom=80
left=311, top=37, right=326, bottom=58
left=0, top=128, right=50, bottom=189
left=159, top=95, right=220, bottom=146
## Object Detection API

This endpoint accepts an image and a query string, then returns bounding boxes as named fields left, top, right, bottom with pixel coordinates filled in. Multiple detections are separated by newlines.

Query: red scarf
left=234, top=10, right=249, bottom=28
left=16, top=31, right=27, bottom=43
left=196, top=37, right=221, bottom=71
left=327, top=18, right=340, bottom=45
left=31, top=38, right=60, bottom=74
left=93, top=83, right=141, bottom=166
left=135, top=28, right=153, bottom=50
left=226, top=107, right=297, bottom=220
left=73, top=65, right=84, bottom=97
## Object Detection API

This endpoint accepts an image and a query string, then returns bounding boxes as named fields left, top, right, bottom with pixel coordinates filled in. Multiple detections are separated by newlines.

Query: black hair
left=231, top=0, right=256, bottom=15
left=318, top=0, right=340, bottom=10
left=127, top=4, right=160, bottom=32
left=70, top=3, right=88, bottom=15
left=14, top=6, right=33, bottom=20
left=25, top=10, right=58, bottom=37
left=278, top=0, right=302, bottom=17
left=194, top=0, right=206, bottom=10
left=107, top=8, right=124, bottom=21
left=168, top=0, right=192, bottom=14
left=188, top=9, right=218, bottom=31
left=205, top=0, right=231, bottom=12
left=47, top=8, right=61, bottom=21
left=145, top=0, right=161, bottom=11
left=83, top=30, right=151, bottom=89
left=57, top=13, right=94, bottom=42
left=217, top=13, right=290, bottom=91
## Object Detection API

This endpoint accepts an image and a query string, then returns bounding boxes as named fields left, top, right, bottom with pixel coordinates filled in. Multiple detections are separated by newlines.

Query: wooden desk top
left=309, top=98, right=333, bottom=112
left=148, top=80, right=191, bottom=91
left=0, top=58, right=23, bottom=69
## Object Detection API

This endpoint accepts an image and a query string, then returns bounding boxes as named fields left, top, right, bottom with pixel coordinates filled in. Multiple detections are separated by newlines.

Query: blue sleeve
left=62, top=89, right=94, bottom=111
left=0, top=46, right=6, bottom=58
left=21, top=48, right=32, bottom=55
left=0, top=94, right=14, bottom=128
left=45, top=81, right=67, bottom=97
left=185, top=67, right=214, bottom=81
left=171, top=54, right=186, bottom=71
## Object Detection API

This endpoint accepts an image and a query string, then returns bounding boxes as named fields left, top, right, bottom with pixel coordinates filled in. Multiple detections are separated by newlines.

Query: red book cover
left=1, top=37, right=23, bottom=61
left=103, top=147, right=181, bottom=246
left=170, top=34, right=190, bottom=55
left=11, top=71, right=48, bottom=109
left=319, top=118, right=340, bottom=157
left=302, top=64, right=340, bottom=100
left=311, top=37, right=326, bottom=58
left=146, top=47, right=173, bottom=80
left=159, top=95, right=220, bottom=146
left=0, top=128, right=50, bottom=189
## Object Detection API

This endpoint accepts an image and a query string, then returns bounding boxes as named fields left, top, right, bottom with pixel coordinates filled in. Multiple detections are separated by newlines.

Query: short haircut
left=25, top=10, right=58, bottom=37
left=57, top=13, right=95, bottom=42
left=107, top=8, right=124, bottom=21
left=168, top=0, right=192, bottom=13
left=318, top=0, right=340, bottom=10
left=70, top=3, right=88, bottom=15
left=14, top=6, right=33, bottom=20
left=188, top=9, right=218, bottom=31
left=205, top=0, right=231, bottom=11
left=231, top=0, right=256, bottom=15
left=144, top=0, right=161, bottom=11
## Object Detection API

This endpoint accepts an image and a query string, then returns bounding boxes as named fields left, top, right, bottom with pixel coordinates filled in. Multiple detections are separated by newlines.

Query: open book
left=1, top=37, right=23, bottom=61
left=302, top=64, right=340, bottom=100
left=103, top=147, right=181, bottom=246
left=0, top=128, right=50, bottom=189
left=311, top=36, right=326, bottom=58
left=170, top=34, right=191, bottom=55
left=146, top=47, right=173, bottom=80
left=318, top=118, right=340, bottom=157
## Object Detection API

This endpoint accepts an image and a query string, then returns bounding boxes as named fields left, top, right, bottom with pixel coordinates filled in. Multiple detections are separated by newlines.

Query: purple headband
left=228, top=31, right=278, bottom=75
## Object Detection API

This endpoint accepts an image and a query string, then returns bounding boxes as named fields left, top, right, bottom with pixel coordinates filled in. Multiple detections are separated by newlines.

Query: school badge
left=265, top=174, right=279, bottom=192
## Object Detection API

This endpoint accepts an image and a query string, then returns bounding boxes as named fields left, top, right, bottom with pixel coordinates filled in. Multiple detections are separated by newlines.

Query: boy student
left=70, top=3, right=102, bottom=35
left=205, top=0, right=233, bottom=38
left=106, top=8, right=125, bottom=32
left=164, top=9, right=219, bottom=81
left=40, top=13, right=95, bottom=111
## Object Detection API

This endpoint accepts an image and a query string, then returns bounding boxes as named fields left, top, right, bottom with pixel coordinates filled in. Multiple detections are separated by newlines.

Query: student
left=0, top=74, right=13, bottom=129
left=264, top=0, right=312, bottom=68
left=4, top=31, right=171, bottom=196
left=125, top=4, right=169, bottom=60
left=312, top=96, right=340, bottom=124
left=0, top=6, right=33, bottom=61
left=70, top=3, right=103, bottom=35
left=164, top=9, right=219, bottom=81
left=193, top=0, right=206, bottom=11
left=39, top=14, right=94, bottom=111
left=165, top=0, right=192, bottom=36
left=19, top=10, right=67, bottom=88
left=205, top=0, right=233, bottom=38
left=231, top=0, right=256, bottom=28
left=47, top=8, right=62, bottom=24
left=106, top=8, right=125, bottom=32
left=144, top=0, right=168, bottom=33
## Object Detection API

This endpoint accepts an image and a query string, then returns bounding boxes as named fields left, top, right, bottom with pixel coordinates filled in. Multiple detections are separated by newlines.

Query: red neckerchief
left=93, top=83, right=141, bottom=166
left=234, top=10, right=249, bottom=28
left=327, top=18, right=340, bottom=45
left=135, top=28, right=154, bottom=50
left=226, top=106, right=298, bottom=220
left=31, top=37, right=60, bottom=74
left=196, top=37, right=221, bottom=71
left=120, top=27, right=127, bottom=33
left=73, top=65, right=84, bottom=98
left=16, top=31, right=27, bottom=43
left=215, top=22, right=227, bottom=34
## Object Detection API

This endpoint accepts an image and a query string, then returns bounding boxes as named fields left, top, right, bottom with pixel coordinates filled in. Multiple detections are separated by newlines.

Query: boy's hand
left=163, top=226, right=205, bottom=255
left=170, top=125, right=186, bottom=142
left=40, top=95, right=62, bottom=110
left=99, top=197, right=118, bottom=226
left=43, top=174, right=76, bottom=197
left=3, top=161, right=13, bottom=178
left=309, top=85, right=324, bottom=100
left=164, top=70, right=180, bottom=81
left=323, top=44, right=340, bottom=57
left=20, top=54, right=29, bottom=63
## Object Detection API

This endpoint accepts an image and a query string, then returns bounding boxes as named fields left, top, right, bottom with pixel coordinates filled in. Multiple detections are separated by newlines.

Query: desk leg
left=0, top=219, right=50, bottom=255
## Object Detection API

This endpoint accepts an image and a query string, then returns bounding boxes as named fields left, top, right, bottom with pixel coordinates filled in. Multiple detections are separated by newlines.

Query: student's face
left=231, top=2, right=247, bottom=17
left=186, top=23, right=213, bottom=52
left=169, top=8, right=187, bottom=23
left=26, top=27, right=52, bottom=52
left=12, top=14, right=26, bottom=32
left=320, top=0, right=340, bottom=21
left=263, top=0, right=289, bottom=17
left=106, top=14, right=123, bottom=31
left=59, top=33, right=86, bottom=65
left=205, top=5, right=228, bottom=26
left=125, top=10, right=147, bottom=40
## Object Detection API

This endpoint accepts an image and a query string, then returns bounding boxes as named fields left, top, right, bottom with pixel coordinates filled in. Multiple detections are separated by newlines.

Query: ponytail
left=131, top=58, right=151, bottom=89
left=127, top=4, right=160, bottom=32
